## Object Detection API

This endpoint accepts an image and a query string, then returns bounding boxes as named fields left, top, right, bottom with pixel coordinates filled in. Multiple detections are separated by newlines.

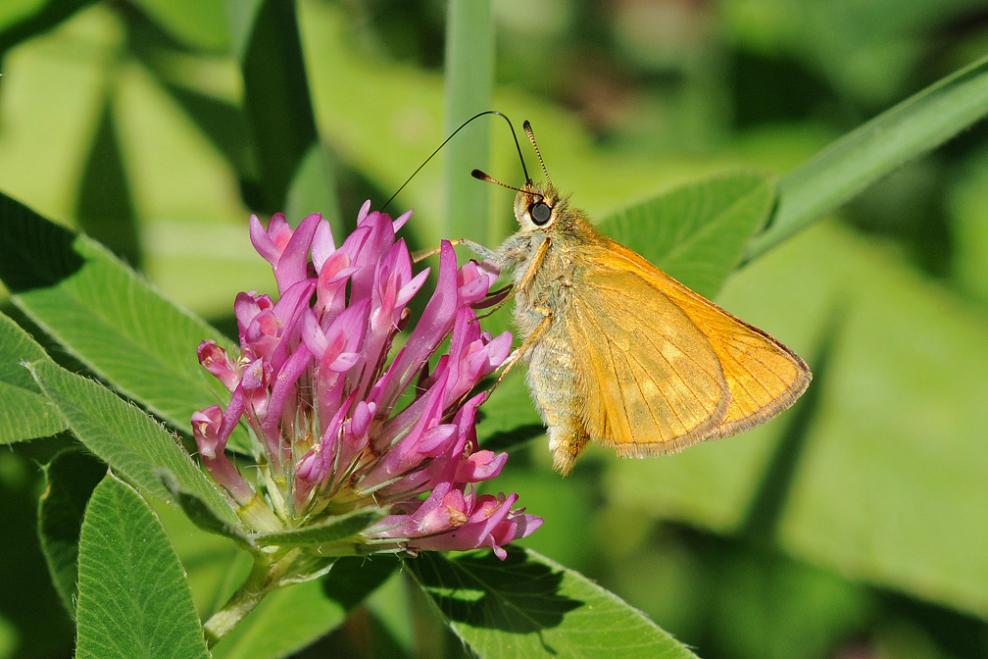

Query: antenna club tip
left=523, top=120, right=532, bottom=130
left=470, top=169, right=486, bottom=180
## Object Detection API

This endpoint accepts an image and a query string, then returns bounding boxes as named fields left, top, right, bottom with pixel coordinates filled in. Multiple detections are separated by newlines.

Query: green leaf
left=599, top=171, right=775, bottom=298
left=747, top=53, right=988, bottom=259
left=158, top=469, right=250, bottom=545
left=74, top=94, right=142, bottom=269
left=607, top=220, right=988, bottom=620
left=128, top=0, right=230, bottom=52
left=37, top=449, right=106, bottom=617
left=0, top=310, right=66, bottom=443
left=407, top=547, right=697, bottom=658
left=0, top=192, right=247, bottom=449
left=443, top=0, right=494, bottom=243
left=232, top=0, right=333, bottom=214
left=29, top=359, right=242, bottom=531
left=285, top=142, right=341, bottom=233
left=211, top=555, right=397, bottom=659
left=0, top=0, right=94, bottom=55
left=253, top=508, right=386, bottom=547
left=76, top=475, right=209, bottom=659
left=153, top=500, right=249, bottom=619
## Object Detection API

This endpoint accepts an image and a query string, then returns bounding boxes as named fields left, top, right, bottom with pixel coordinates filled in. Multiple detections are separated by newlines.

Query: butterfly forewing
left=565, top=264, right=730, bottom=455
left=566, top=239, right=810, bottom=452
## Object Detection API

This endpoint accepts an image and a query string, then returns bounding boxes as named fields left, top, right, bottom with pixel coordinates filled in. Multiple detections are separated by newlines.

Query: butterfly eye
left=530, top=201, right=552, bottom=225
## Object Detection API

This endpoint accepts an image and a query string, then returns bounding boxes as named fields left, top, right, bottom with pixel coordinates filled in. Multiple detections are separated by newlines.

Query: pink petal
left=396, top=269, right=429, bottom=309
left=249, top=214, right=279, bottom=263
left=392, top=209, right=412, bottom=232
left=350, top=401, right=376, bottom=438
left=455, top=450, right=508, bottom=482
left=329, top=351, right=360, bottom=372
left=357, top=199, right=372, bottom=224
left=197, top=340, right=239, bottom=391
left=274, top=214, right=321, bottom=293
left=300, top=309, right=328, bottom=358
left=375, top=241, right=458, bottom=410
left=311, top=216, right=335, bottom=271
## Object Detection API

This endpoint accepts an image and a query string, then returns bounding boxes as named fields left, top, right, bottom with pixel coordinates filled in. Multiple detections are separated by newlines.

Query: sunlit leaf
left=0, top=310, right=66, bottom=443
left=75, top=475, right=209, bottom=658
left=408, top=547, right=697, bottom=658
left=29, top=359, right=242, bottom=531
left=0, top=192, right=247, bottom=448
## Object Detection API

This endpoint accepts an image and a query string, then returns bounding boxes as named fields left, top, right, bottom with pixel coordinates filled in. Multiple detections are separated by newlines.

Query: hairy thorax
left=511, top=235, right=574, bottom=335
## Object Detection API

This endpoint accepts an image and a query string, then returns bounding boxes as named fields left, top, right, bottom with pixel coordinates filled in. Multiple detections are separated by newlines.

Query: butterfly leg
left=476, top=284, right=515, bottom=318
left=412, top=239, right=500, bottom=264
left=412, top=239, right=466, bottom=263
left=477, top=238, right=549, bottom=318
left=493, top=306, right=552, bottom=388
left=517, top=237, right=550, bottom=293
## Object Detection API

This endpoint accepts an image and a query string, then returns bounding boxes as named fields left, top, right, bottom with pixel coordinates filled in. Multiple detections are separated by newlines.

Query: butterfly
left=465, top=120, right=811, bottom=474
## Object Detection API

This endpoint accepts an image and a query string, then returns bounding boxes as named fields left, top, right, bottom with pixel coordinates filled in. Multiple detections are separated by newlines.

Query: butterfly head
left=471, top=120, right=579, bottom=234
left=513, top=182, right=564, bottom=232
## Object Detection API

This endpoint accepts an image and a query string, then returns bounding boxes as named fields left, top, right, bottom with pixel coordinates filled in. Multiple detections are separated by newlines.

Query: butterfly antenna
left=523, top=120, right=552, bottom=187
left=382, top=110, right=531, bottom=212
left=471, top=169, right=529, bottom=194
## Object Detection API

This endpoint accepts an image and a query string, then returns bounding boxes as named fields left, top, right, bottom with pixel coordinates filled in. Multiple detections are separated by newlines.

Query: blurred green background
left=2, top=1, right=988, bottom=657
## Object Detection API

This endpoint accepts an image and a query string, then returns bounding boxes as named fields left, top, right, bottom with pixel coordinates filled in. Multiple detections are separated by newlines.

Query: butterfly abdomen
left=525, top=325, right=590, bottom=475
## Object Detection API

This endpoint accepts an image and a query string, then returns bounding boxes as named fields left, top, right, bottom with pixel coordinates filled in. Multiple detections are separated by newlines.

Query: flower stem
left=203, top=551, right=298, bottom=647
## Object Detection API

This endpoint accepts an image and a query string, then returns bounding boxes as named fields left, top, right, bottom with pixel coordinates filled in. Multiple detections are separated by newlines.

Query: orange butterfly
left=469, top=121, right=811, bottom=474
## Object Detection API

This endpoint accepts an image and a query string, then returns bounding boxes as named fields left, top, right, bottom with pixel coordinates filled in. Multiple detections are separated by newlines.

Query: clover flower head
left=192, top=202, right=540, bottom=558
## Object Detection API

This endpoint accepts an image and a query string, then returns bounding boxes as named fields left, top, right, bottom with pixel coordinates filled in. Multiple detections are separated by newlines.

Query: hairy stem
left=203, top=550, right=299, bottom=646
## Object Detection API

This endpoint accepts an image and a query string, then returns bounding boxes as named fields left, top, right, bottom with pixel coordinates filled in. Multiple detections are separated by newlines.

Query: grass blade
left=747, top=54, right=988, bottom=259
left=231, top=0, right=337, bottom=217
left=443, top=0, right=494, bottom=243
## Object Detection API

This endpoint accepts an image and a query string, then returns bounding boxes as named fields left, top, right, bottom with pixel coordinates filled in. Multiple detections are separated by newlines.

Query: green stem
left=203, top=550, right=299, bottom=647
